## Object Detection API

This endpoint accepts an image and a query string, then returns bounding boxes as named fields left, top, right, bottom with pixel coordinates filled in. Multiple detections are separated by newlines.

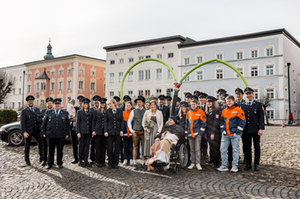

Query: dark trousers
left=207, top=133, right=221, bottom=165
left=47, top=137, right=65, bottom=166
left=242, top=133, right=247, bottom=161
left=106, top=135, right=121, bottom=166
left=70, top=130, right=78, bottom=161
left=90, top=137, right=96, bottom=161
left=78, top=134, right=91, bottom=161
left=244, top=133, right=261, bottom=165
left=201, top=135, right=208, bottom=157
left=120, top=138, right=124, bottom=162
left=24, top=132, right=43, bottom=162
left=95, top=135, right=106, bottom=165
left=123, top=136, right=133, bottom=162
left=41, top=134, right=48, bottom=162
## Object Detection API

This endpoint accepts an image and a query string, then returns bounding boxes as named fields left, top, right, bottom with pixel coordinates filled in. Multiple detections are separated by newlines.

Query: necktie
left=31, top=108, right=34, bottom=113
left=55, top=110, right=58, bottom=117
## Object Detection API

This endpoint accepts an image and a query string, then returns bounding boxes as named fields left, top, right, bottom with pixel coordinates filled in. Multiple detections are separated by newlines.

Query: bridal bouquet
left=144, top=120, right=155, bottom=140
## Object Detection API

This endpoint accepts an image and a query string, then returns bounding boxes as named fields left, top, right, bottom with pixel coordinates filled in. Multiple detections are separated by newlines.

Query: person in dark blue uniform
left=185, top=92, right=192, bottom=108
left=217, top=89, right=227, bottom=107
left=92, top=97, right=107, bottom=168
left=21, top=95, right=43, bottom=166
left=42, top=98, right=69, bottom=169
left=199, top=92, right=208, bottom=160
left=166, top=96, right=172, bottom=108
left=90, top=95, right=101, bottom=164
left=75, top=95, right=84, bottom=111
left=77, top=98, right=93, bottom=167
left=121, top=95, right=132, bottom=111
left=157, top=95, right=170, bottom=126
left=104, top=99, right=124, bottom=169
left=113, top=96, right=122, bottom=108
left=235, top=88, right=246, bottom=164
left=174, top=97, right=181, bottom=116
left=241, top=87, right=265, bottom=171
left=39, top=97, right=54, bottom=166
left=199, top=92, right=207, bottom=111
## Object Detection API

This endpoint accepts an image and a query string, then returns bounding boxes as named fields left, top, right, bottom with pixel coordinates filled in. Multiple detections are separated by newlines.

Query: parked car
left=0, top=120, right=71, bottom=146
left=0, top=121, right=24, bottom=146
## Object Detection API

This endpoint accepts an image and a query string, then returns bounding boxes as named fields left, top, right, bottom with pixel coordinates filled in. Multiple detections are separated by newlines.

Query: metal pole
left=22, top=70, right=25, bottom=108
left=287, top=63, right=291, bottom=122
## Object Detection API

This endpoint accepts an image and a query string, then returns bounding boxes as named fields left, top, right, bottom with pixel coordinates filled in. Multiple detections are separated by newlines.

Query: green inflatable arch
left=180, top=58, right=249, bottom=87
left=120, top=58, right=177, bottom=101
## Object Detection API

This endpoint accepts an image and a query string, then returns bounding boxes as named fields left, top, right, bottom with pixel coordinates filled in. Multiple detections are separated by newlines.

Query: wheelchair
left=151, top=140, right=189, bottom=174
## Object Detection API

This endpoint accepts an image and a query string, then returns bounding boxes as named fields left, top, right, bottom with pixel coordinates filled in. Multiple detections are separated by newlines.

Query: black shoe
left=108, top=165, right=113, bottom=169
left=244, top=164, right=252, bottom=170
left=85, top=161, right=92, bottom=167
left=58, top=164, right=64, bottom=169
left=71, top=160, right=78, bottom=164
left=90, top=161, right=95, bottom=165
left=79, top=161, right=86, bottom=167
left=46, top=164, right=52, bottom=169
left=102, top=163, right=107, bottom=167
left=41, top=161, right=47, bottom=166
left=96, top=163, right=103, bottom=168
left=114, top=165, right=118, bottom=169
left=25, top=161, right=31, bottom=166
left=211, top=164, right=219, bottom=169
left=254, top=164, right=259, bottom=171
left=242, top=159, right=247, bottom=164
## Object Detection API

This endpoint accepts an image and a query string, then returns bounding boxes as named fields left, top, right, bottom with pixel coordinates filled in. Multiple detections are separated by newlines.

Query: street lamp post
left=287, top=62, right=291, bottom=122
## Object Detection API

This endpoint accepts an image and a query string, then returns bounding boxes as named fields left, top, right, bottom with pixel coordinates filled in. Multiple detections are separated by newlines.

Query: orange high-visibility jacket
left=220, top=105, right=246, bottom=136
left=123, top=109, right=133, bottom=137
left=185, top=107, right=207, bottom=138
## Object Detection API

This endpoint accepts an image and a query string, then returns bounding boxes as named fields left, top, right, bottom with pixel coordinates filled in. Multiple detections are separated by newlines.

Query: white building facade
left=178, top=29, right=300, bottom=124
left=103, top=36, right=191, bottom=100
left=0, top=64, right=27, bottom=110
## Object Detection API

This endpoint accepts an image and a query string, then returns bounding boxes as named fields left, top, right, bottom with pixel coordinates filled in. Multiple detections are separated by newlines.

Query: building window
left=18, top=102, right=21, bottom=108
left=12, top=88, right=15, bottom=95
left=168, top=53, right=174, bottom=58
left=266, top=110, right=274, bottom=119
left=145, top=90, right=150, bottom=96
left=156, top=89, right=162, bottom=95
left=91, top=71, right=96, bottom=76
left=128, top=90, right=133, bottom=97
left=157, top=54, right=162, bottom=59
left=104, top=84, right=106, bottom=92
left=68, top=81, right=72, bottom=89
left=216, top=54, right=223, bottom=60
left=294, top=91, right=296, bottom=102
left=41, top=83, right=46, bottom=91
left=59, top=70, right=64, bottom=75
left=119, top=72, right=123, bottom=82
left=37, top=83, right=40, bottom=91
left=236, top=68, right=243, bottom=78
left=216, top=69, right=223, bottom=79
left=253, top=89, right=259, bottom=99
left=59, top=82, right=63, bottom=90
left=109, top=91, right=114, bottom=98
left=196, top=71, right=203, bottom=80
left=110, top=60, right=115, bottom=65
left=68, top=69, right=72, bottom=74
left=184, top=58, right=190, bottom=65
left=266, top=88, right=274, bottom=99
left=166, top=88, right=173, bottom=96
left=167, top=68, right=173, bottom=79
left=251, top=66, right=258, bottom=77
left=51, top=82, right=55, bottom=91
left=197, top=56, right=203, bottom=63
left=18, top=88, right=21, bottom=94
left=79, top=69, right=84, bottom=74
left=91, top=82, right=95, bottom=91
left=28, top=85, right=31, bottom=93
left=236, top=52, right=243, bottom=60
left=145, top=70, right=150, bottom=80
left=28, top=73, right=32, bottom=78
left=128, top=71, right=133, bottom=81
left=79, top=81, right=84, bottom=90
left=139, top=56, right=144, bottom=60
left=251, top=50, right=258, bottom=58
left=183, top=72, right=190, bottom=81
left=156, top=69, right=162, bottom=79
left=119, top=58, right=124, bottom=64
left=19, top=76, right=22, bottom=81
left=145, top=55, right=151, bottom=58
left=266, top=48, right=273, bottom=56
left=35, top=72, right=39, bottom=77
left=109, top=73, right=114, bottom=83
left=138, top=90, right=143, bottom=96
left=139, top=71, right=144, bottom=80
left=266, top=65, right=274, bottom=75
left=12, top=102, right=15, bottom=109
left=51, top=71, right=55, bottom=76
left=129, top=58, right=134, bottom=62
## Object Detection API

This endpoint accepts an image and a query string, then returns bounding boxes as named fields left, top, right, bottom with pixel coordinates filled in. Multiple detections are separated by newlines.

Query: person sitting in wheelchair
left=146, top=116, right=185, bottom=171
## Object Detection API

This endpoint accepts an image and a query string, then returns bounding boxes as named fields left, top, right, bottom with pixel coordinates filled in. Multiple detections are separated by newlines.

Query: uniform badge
left=241, top=113, right=244, bottom=117
left=215, top=114, right=219, bottom=119
left=202, top=115, right=206, bottom=120
left=62, top=117, right=65, bottom=121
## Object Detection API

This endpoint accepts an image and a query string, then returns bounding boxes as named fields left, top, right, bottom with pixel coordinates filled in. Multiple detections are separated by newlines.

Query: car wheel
left=8, top=130, right=24, bottom=146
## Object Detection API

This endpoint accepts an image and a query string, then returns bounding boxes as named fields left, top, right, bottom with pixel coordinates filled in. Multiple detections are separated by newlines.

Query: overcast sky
left=0, top=0, right=299, bottom=67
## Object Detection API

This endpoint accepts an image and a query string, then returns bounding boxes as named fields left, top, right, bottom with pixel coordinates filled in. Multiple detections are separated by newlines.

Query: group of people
left=20, top=86, right=264, bottom=173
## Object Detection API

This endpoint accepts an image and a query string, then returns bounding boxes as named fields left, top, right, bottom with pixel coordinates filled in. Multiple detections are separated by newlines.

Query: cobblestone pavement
left=0, top=126, right=299, bottom=199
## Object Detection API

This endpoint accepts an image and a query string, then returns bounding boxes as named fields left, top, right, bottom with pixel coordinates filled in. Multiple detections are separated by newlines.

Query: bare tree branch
left=0, top=70, right=14, bottom=104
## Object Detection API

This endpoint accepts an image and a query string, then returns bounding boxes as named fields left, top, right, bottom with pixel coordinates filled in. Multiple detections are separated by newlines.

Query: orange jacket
left=220, top=105, right=246, bottom=136
left=185, top=107, right=207, bottom=138
left=123, top=109, right=133, bottom=137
